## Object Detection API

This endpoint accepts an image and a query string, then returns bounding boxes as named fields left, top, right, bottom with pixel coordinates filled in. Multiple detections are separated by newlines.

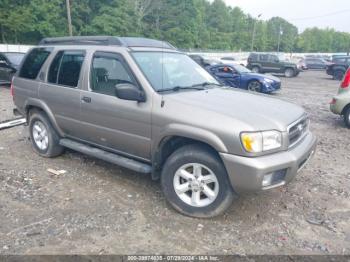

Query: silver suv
left=12, top=36, right=317, bottom=217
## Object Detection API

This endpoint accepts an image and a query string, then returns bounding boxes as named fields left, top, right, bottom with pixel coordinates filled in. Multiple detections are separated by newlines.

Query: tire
left=333, top=70, right=344, bottom=81
left=247, top=80, right=262, bottom=92
left=284, top=68, right=295, bottom=78
left=344, top=107, right=350, bottom=128
left=251, top=66, right=260, bottom=73
left=29, top=109, right=64, bottom=157
left=161, top=144, right=236, bottom=218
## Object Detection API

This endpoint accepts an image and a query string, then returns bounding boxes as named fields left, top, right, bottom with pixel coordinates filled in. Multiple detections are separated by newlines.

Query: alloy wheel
left=173, top=163, right=219, bottom=207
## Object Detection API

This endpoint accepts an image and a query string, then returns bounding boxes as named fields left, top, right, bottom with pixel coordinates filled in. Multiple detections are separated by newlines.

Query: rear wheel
left=251, top=66, right=260, bottom=73
left=344, top=107, right=350, bottom=128
left=334, top=70, right=345, bottom=81
left=161, top=144, right=235, bottom=218
left=29, top=110, right=64, bottom=157
left=284, top=68, right=295, bottom=78
left=247, top=80, right=262, bottom=92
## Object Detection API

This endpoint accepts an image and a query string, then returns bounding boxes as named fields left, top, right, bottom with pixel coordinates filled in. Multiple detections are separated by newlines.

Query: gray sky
left=223, top=0, right=350, bottom=33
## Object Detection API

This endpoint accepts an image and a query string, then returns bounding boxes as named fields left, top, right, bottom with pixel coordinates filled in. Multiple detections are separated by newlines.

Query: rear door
left=39, top=50, right=85, bottom=138
left=79, top=51, right=152, bottom=160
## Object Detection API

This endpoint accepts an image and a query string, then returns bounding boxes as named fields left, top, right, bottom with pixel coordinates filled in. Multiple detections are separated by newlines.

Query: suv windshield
left=132, top=52, right=218, bottom=92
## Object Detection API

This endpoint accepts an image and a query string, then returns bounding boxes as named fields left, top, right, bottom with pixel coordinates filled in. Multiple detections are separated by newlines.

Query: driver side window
left=90, top=53, right=135, bottom=96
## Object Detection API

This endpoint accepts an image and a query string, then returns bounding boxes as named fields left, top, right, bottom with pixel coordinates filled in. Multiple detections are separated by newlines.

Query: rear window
left=4, top=53, right=25, bottom=66
left=19, top=48, right=52, bottom=79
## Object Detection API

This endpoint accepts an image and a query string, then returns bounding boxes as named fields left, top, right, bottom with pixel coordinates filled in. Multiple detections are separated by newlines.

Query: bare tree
left=134, top=0, right=159, bottom=33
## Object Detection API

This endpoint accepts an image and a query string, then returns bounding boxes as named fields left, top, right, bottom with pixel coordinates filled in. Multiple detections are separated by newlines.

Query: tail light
left=341, top=69, right=350, bottom=89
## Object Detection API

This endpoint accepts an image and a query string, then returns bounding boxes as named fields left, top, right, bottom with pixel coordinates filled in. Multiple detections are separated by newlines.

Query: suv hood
left=165, top=88, right=305, bottom=131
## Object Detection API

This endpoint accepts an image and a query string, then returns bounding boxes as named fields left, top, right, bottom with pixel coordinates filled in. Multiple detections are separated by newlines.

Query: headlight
left=241, top=130, right=282, bottom=153
left=264, top=78, right=274, bottom=84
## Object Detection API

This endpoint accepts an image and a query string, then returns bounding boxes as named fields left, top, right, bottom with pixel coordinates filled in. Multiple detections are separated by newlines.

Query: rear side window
left=19, top=48, right=52, bottom=79
left=48, top=50, right=85, bottom=87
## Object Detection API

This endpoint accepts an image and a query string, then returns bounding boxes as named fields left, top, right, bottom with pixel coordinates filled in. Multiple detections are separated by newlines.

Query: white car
left=220, top=56, right=248, bottom=67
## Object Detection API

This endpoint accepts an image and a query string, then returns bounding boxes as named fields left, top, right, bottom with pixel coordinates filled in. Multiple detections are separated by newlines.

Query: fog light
left=262, top=173, right=273, bottom=187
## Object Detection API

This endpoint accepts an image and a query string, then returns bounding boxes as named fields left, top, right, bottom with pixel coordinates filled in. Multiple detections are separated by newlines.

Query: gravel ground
left=0, top=71, right=349, bottom=255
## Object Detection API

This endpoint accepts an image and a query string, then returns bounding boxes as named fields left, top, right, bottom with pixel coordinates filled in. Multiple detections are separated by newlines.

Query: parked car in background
left=290, top=57, right=308, bottom=71
left=304, top=57, right=331, bottom=70
left=12, top=36, right=316, bottom=218
left=220, top=56, right=248, bottom=67
left=0, top=52, right=25, bottom=84
left=189, top=54, right=221, bottom=68
left=206, top=64, right=281, bottom=93
left=247, top=53, right=300, bottom=78
left=326, top=56, right=350, bottom=80
left=330, top=68, right=350, bottom=127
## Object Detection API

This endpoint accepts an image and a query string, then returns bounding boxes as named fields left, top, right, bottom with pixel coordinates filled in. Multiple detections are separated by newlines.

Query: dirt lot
left=0, top=71, right=349, bottom=255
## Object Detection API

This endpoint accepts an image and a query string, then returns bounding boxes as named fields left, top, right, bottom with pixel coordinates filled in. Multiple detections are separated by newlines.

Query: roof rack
left=39, top=36, right=176, bottom=50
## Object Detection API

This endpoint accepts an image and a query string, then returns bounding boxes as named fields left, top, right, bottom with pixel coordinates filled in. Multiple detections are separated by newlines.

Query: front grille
left=288, top=116, right=309, bottom=147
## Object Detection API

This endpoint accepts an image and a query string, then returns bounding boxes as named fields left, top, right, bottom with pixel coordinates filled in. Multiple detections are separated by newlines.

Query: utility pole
left=66, top=0, right=73, bottom=36
left=277, top=25, right=283, bottom=53
left=251, top=14, right=262, bottom=52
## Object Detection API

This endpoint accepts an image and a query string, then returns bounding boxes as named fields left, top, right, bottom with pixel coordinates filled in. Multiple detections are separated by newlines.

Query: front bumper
left=220, top=132, right=317, bottom=194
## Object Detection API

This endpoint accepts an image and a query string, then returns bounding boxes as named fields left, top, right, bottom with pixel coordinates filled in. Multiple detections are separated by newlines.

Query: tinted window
left=90, top=54, right=135, bottom=96
left=260, top=54, right=269, bottom=61
left=249, top=54, right=258, bottom=61
left=49, top=51, right=85, bottom=87
left=48, top=51, right=64, bottom=84
left=269, top=55, right=278, bottom=62
left=19, top=48, right=52, bottom=79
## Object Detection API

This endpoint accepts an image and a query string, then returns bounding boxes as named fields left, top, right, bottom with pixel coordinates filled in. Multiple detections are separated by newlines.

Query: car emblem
left=297, top=124, right=304, bottom=133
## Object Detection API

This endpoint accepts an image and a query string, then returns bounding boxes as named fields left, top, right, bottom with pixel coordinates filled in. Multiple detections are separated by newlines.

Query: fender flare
left=24, top=98, right=64, bottom=137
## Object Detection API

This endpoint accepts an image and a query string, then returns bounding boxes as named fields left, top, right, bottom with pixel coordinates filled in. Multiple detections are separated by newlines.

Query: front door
left=79, top=51, right=152, bottom=160
left=214, top=66, right=241, bottom=88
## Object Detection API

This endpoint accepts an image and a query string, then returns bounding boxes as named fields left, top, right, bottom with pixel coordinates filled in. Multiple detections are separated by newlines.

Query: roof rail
left=39, top=36, right=176, bottom=50
left=39, top=36, right=123, bottom=46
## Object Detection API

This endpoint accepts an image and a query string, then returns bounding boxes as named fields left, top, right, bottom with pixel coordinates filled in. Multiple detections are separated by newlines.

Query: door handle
left=82, top=96, right=91, bottom=103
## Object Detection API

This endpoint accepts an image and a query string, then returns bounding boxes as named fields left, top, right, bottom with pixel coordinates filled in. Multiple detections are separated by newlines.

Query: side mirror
left=115, top=83, right=146, bottom=102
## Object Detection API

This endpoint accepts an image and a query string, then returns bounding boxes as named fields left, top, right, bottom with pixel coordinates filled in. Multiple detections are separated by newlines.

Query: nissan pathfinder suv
left=12, top=36, right=317, bottom=217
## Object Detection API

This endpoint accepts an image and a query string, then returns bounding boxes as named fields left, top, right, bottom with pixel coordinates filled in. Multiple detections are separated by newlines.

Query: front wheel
left=247, top=80, right=262, bottom=92
left=284, top=68, right=295, bottom=78
left=161, top=144, right=235, bottom=218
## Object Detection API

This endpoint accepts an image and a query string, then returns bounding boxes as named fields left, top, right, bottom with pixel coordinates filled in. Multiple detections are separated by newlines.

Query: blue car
left=206, top=64, right=281, bottom=93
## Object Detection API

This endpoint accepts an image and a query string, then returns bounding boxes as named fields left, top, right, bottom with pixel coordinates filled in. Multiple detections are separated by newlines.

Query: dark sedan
left=0, top=52, right=26, bottom=84
left=206, top=64, right=281, bottom=93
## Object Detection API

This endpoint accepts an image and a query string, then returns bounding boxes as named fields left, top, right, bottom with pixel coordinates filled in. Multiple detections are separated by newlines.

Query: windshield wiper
left=158, top=82, right=222, bottom=93
left=191, top=82, right=223, bottom=88
left=158, top=85, right=205, bottom=93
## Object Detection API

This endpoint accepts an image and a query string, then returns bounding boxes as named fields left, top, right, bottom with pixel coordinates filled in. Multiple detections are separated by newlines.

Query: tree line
left=0, top=0, right=349, bottom=53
